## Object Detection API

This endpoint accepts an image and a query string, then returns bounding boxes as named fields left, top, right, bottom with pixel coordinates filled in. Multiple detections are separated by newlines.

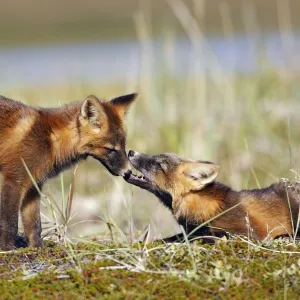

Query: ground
left=1, top=237, right=300, bottom=299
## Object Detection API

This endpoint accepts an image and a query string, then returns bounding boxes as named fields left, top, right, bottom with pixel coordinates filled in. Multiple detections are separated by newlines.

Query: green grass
left=1, top=238, right=300, bottom=299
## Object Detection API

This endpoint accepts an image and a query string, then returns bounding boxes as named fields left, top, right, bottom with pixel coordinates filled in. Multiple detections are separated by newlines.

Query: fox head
left=125, top=150, right=220, bottom=201
left=78, top=93, right=138, bottom=176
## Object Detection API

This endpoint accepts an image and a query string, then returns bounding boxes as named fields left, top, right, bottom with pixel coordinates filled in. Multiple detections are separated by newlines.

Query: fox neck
left=48, top=110, right=82, bottom=169
left=173, top=182, right=233, bottom=224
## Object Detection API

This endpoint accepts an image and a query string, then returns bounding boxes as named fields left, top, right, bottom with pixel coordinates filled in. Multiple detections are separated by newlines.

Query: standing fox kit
left=0, top=93, right=137, bottom=250
left=125, top=151, right=300, bottom=241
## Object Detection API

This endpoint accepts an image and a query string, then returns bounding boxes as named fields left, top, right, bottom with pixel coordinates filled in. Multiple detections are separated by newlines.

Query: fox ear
left=110, top=93, right=138, bottom=117
left=81, top=95, right=105, bottom=125
left=184, top=162, right=220, bottom=190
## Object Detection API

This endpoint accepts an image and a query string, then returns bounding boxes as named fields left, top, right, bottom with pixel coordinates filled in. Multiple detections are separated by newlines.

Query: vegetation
left=1, top=237, right=300, bottom=299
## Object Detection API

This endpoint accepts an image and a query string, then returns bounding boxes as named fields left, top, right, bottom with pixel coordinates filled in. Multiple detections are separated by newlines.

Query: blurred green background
left=1, top=0, right=300, bottom=240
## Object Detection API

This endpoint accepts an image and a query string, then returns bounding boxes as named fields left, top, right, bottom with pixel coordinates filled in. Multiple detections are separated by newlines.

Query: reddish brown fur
left=0, top=93, right=137, bottom=250
left=178, top=182, right=295, bottom=240
left=125, top=151, right=300, bottom=241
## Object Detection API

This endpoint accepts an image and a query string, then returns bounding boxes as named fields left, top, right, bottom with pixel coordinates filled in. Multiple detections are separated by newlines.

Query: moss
left=0, top=239, right=300, bottom=299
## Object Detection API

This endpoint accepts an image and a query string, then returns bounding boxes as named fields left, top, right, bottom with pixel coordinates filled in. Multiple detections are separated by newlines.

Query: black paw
left=14, top=234, right=28, bottom=248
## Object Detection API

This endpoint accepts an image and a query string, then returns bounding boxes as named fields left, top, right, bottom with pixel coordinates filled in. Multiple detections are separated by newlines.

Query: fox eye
left=104, top=147, right=117, bottom=153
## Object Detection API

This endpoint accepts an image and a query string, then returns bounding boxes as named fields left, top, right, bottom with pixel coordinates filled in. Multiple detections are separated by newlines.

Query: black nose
left=123, top=169, right=132, bottom=179
left=128, top=150, right=135, bottom=158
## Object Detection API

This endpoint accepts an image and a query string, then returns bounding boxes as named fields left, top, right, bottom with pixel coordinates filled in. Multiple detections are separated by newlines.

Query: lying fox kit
left=125, top=150, right=300, bottom=241
left=0, top=93, right=137, bottom=250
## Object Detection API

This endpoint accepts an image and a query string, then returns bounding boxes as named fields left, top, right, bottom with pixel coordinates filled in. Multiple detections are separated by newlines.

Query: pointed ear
left=110, top=93, right=138, bottom=116
left=184, top=161, right=220, bottom=190
left=80, top=95, right=105, bottom=125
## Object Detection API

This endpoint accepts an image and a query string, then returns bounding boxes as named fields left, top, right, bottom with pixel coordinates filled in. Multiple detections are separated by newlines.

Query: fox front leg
left=21, top=186, right=43, bottom=248
left=0, top=177, right=22, bottom=250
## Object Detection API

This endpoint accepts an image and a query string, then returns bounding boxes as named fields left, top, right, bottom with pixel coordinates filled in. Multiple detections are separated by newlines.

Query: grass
left=1, top=238, right=300, bottom=299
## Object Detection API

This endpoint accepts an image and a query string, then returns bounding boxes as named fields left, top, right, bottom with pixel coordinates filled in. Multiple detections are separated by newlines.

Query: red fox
left=125, top=150, right=300, bottom=242
left=0, top=93, right=138, bottom=250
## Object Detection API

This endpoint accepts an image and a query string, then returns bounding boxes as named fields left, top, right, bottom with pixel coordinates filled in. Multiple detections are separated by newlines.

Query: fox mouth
left=124, top=172, right=148, bottom=184
left=92, top=156, right=121, bottom=176
left=125, top=156, right=148, bottom=183
left=124, top=170, right=156, bottom=192
left=125, top=152, right=156, bottom=191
